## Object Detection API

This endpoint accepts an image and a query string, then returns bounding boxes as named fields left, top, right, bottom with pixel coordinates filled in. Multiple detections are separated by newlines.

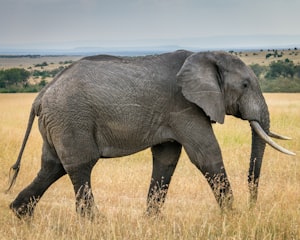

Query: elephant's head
left=177, top=51, right=295, bottom=204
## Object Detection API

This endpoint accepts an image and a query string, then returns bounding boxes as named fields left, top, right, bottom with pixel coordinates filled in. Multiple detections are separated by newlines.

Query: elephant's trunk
left=248, top=102, right=295, bottom=205
left=248, top=126, right=267, bottom=204
left=248, top=99, right=269, bottom=204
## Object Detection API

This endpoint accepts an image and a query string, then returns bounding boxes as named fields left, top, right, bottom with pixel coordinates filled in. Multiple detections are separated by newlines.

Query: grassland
left=0, top=93, right=299, bottom=240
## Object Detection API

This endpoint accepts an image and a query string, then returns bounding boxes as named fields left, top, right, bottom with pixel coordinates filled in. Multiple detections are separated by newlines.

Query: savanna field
left=0, top=93, right=299, bottom=240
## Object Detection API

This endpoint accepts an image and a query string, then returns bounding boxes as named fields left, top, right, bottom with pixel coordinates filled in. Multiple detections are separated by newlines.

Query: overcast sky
left=1, top=0, right=300, bottom=49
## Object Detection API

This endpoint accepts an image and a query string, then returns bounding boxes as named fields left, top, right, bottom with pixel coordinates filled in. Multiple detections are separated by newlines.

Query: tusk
left=250, top=121, right=295, bottom=156
left=268, top=131, right=292, bottom=140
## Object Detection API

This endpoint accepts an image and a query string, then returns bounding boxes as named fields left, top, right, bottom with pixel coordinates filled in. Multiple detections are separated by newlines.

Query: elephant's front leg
left=190, top=140, right=233, bottom=210
left=147, top=141, right=182, bottom=215
left=202, top=164, right=233, bottom=210
left=186, top=138, right=233, bottom=210
left=170, top=109, right=233, bottom=210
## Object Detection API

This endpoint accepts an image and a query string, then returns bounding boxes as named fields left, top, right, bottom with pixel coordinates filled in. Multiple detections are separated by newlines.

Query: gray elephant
left=8, top=50, right=294, bottom=218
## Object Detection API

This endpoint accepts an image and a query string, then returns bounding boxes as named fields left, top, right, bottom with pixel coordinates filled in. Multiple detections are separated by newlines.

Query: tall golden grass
left=0, top=93, right=299, bottom=240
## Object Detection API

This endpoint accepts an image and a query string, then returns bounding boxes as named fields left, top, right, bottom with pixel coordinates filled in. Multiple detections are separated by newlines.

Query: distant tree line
left=250, top=58, right=300, bottom=92
left=0, top=55, right=42, bottom=59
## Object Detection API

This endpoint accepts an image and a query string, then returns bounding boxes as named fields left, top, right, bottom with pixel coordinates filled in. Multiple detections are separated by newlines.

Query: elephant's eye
left=242, top=80, right=249, bottom=89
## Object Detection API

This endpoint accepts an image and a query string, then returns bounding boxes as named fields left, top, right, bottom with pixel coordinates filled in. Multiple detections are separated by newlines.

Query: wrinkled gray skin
left=9, top=50, right=270, bottom=218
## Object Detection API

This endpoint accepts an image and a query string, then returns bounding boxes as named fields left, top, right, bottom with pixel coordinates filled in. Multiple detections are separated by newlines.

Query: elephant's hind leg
left=147, top=141, right=182, bottom=215
left=10, top=143, right=66, bottom=218
left=57, top=130, right=100, bottom=219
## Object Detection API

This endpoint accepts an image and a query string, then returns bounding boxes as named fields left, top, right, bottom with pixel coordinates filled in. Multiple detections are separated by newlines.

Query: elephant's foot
left=146, top=188, right=167, bottom=217
left=10, top=199, right=37, bottom=219
left=146, top=193, right=166, bottom=217
left=145, top=204, right=162, bottom=217
left=219, top=194, right=234, bottom=213
left=206, top=172, right=234, bottom=211
left=76, top=199, right=98, bottom=220
left=75, top=183, right=97, bottom=220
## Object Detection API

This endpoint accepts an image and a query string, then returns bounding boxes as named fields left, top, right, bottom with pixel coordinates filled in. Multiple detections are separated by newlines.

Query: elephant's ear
left=176, top=52, right=225, bottom=124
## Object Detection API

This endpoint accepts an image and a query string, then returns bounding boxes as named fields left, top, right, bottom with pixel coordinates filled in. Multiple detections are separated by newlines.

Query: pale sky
left=1, top=0, right=300, bottom=49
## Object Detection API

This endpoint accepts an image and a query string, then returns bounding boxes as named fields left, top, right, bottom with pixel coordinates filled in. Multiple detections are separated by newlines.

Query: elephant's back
left=42, top=50, right=192, bottom=98
left=38, top=50, right=191, bottom=118
left=39, top=57, right=170, bottom=117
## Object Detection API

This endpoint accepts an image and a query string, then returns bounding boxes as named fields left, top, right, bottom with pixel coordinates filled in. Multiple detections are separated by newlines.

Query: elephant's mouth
left=234, top=103, right=247, bottom=120
left=250, top=121, right=295, bottom=155
left=235, top=110, right=243, bottom=119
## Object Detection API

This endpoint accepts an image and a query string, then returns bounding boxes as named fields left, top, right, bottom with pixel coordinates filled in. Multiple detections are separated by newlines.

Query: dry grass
left=0, top=93, right=299, bottom=240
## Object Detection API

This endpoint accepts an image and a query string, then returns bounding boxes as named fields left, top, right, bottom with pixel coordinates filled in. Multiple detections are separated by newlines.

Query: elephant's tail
left=6, top=107, right=36, bottom=193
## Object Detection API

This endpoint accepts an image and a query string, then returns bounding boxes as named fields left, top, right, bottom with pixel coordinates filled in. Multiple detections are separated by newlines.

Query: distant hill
left=1, top=35, right=300, bottom=55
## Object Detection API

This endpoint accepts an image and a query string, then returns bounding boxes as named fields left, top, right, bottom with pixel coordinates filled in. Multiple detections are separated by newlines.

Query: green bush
left=259, top=78, right=300, bottom=92
left=266, top=60, right=297, bottom=79
left=250, top=59, right=300, bottom=92
left=0, top=67, right=62, bottom=93
left=34, top=62, right=48, bottom=67
left=249, top=64, right=267, bottom=79
left=0, top=68, right=30, bottom=89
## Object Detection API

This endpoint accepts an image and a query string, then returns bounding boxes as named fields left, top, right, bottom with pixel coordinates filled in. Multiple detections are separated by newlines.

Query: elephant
left=7, top=50, right=294, bottom=218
